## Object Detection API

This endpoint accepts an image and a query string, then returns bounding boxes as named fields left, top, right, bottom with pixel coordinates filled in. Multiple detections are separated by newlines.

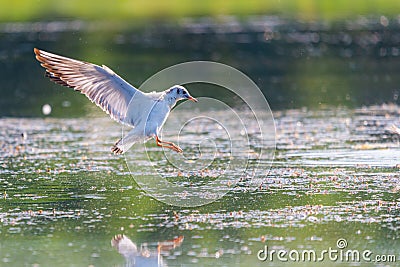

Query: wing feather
left=34, top=48, right=146, bottom=126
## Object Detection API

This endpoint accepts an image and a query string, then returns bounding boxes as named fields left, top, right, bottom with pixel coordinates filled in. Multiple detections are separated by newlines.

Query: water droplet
left=42, top=104, right=52, bottom=115
left=62, top=100, right=71, bottom=107
left=380, top=16, right=389, bottom=27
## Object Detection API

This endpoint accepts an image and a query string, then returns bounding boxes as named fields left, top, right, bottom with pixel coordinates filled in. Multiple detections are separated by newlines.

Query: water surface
left=1, top=105, right=400, bottom=266
left=1, top=16, right=400, bottom=266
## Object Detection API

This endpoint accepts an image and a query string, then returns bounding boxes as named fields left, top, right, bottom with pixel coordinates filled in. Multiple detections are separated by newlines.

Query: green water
left=1, top=16, right=400, bottom=266
left=1, top=107, right=399, bottom=266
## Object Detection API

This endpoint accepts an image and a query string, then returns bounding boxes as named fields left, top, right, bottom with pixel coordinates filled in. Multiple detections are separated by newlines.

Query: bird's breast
left=144, top=102, right=170, bottom=136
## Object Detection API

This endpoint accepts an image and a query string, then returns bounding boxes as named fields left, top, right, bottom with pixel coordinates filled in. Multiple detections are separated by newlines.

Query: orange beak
left=188, top=96, right=198, bottom=102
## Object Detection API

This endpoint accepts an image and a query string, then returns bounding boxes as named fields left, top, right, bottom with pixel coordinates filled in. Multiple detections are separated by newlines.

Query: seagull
left=33, top=48, right=197, bottom=154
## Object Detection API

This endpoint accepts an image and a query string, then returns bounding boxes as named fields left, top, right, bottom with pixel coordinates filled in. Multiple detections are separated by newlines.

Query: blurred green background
left=1, top=0, right=400, bottom=117
left=2, top=0, right=400, bottom=21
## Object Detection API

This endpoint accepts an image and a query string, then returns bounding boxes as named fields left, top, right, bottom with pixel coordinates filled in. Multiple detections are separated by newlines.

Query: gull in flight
left=34, top=48, right=197, bottom=154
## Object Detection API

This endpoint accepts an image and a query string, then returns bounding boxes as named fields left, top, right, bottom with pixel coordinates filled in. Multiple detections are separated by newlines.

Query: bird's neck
left=164, top=94, right=178, bottom=108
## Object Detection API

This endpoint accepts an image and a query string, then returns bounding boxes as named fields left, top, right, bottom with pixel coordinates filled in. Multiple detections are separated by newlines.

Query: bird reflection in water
left=111, top=234, right=184, bottom=267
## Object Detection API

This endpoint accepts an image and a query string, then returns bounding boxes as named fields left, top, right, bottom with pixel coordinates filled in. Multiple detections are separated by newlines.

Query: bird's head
left=166, top=85, right=198, bottom=103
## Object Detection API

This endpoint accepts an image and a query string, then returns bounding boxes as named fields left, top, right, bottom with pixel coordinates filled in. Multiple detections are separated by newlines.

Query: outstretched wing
left=34, top=48, right=144, bottom=126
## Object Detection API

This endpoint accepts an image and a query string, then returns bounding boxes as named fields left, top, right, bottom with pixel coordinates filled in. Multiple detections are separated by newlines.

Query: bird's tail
left=111, top=138, right=136, bottom=155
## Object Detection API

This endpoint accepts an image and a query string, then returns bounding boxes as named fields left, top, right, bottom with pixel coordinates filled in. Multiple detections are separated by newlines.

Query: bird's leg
left=155, top=137, right=182, bottom=153
left=155, top=135, right=183, bottom=153
left=158, top=142, right=182, bottom=153
left=157, top=236, right=184, bottom=252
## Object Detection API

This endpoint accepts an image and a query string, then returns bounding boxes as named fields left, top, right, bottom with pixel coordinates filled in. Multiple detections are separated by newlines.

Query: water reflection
left=112, top=234, right=184, bottom=267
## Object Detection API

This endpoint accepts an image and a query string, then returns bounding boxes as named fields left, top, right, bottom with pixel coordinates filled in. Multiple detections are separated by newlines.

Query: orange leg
left=157, top=236, right=184, bottom=252
left=155, top=136, right=183, bottom=153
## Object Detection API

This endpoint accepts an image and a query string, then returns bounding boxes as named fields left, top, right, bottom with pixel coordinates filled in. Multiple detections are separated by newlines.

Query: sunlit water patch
left=1, top=105, right=400, bottom=266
